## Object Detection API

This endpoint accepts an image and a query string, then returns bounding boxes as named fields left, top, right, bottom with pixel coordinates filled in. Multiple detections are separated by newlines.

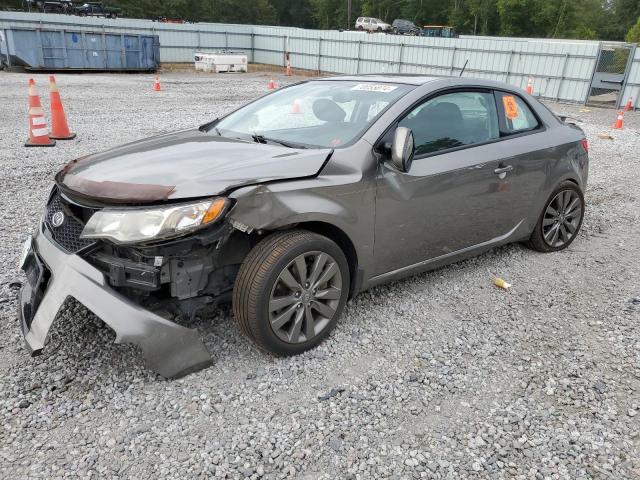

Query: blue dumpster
left=4, top=27, right=159, bottom=71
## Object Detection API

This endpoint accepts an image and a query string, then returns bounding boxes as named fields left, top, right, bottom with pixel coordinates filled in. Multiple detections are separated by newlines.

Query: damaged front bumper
left=18, top=226, right=213, bottom=378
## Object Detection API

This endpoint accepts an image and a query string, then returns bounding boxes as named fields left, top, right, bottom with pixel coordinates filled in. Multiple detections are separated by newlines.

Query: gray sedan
left=18, top=75, right=588, bottom=377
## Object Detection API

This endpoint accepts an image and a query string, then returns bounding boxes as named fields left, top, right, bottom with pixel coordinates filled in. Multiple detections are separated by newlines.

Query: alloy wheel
left=542, top=190, right=582, bottom=248
left=269, top=251, right=342, bottom=344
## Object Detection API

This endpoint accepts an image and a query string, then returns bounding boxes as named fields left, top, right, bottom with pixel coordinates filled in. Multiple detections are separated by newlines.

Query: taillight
left=580, top=138, right=589, bottom=154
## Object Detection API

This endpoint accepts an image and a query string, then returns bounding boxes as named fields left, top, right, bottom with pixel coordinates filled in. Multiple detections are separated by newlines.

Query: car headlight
left=80, top=198, right=230, bottom=244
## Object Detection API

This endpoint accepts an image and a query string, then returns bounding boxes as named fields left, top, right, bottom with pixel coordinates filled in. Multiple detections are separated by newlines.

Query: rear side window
left=399, top=91, right=499, bottom=157
left=495, top=91, right=539, bottom=134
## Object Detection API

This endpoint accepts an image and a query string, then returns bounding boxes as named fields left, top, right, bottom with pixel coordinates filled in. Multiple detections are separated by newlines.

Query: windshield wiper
left=198, top=118, right=219, bottom=133
left=251, top=133, right=307, bottom=149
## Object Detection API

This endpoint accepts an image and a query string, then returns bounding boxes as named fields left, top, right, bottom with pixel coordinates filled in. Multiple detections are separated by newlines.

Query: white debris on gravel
left=0, top=71, right=639, bottom=479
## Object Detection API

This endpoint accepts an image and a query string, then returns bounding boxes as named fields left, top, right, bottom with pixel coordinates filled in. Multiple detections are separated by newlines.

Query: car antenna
left=459, top=59, right=469, bottom=77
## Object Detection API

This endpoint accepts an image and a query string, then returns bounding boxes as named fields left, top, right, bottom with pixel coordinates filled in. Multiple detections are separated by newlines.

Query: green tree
left=496, top=0, right=535, bottom=36
left=0, top=0, right=636, bottom=41
left=626, top=16, right=640, bottom=42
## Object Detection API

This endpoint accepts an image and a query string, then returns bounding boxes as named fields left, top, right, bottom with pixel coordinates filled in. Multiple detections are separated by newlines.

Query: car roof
left=318, top=74, right=441, bottom=86
left=316, top=75, right=534, bottom=94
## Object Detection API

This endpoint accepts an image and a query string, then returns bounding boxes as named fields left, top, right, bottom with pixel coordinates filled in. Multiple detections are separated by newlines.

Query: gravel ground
left=0, top=70, right=639, bottom=479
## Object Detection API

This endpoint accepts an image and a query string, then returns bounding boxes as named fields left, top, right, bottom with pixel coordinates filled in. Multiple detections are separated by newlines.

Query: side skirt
left=367, top=220, right=525, bottom=288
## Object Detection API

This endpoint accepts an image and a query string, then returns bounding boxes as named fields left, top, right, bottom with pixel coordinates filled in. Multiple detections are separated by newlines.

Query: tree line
left=2, top=0, right=640, bottom=41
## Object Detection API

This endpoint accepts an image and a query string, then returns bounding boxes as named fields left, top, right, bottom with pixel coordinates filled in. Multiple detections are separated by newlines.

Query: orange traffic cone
left=25, top=79, right=55, bottom=148
left=267, top=77, right=277, bottom=90
left=526, top=77, right=533, bottom=95
left=624, top=96, right=633, bottom=111
left=285, top=60, right=292, bottom=76
left=613, top=111, right=624, bottom=129
left=291, top=100, right=302, bottom=114
left=153, top=76, right=161, bottom=91
left=48, top=75, right=75, bottom=140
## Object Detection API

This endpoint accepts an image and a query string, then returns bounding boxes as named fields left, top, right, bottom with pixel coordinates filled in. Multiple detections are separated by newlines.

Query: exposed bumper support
left=19, top=228, right=212, bottom=378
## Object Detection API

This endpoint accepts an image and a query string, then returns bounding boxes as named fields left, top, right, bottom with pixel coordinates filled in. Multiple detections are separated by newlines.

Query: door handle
left=494, top=165, right=514, bottom=175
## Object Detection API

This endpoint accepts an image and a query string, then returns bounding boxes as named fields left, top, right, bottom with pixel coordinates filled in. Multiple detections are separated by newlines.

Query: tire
left=377, top=27, right=382, bottom=32
left=526, top=181, right=585, bottom=253
left=357, top=26, right=363, bottom=31
left=233, top=230, right=350, bottom=356
left=393, top=27, right=398, bottom=35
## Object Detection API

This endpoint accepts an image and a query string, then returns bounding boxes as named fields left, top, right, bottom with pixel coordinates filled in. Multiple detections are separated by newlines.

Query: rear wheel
left=527, top=181, right=584, bottom=252
left=233, top=230, right=350, bottom=356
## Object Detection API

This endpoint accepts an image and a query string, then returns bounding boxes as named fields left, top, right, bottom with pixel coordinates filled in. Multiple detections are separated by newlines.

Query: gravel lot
left=0, top=70, right=639, bottom=479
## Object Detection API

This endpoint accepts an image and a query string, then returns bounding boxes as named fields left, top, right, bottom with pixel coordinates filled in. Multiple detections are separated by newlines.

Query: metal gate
left=587, top=43, right=636, bottom=108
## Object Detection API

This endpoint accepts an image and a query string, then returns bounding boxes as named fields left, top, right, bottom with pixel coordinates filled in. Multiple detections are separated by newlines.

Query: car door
left=373, top=89, right=523, bottom=276
left=491, top=90, right=549, bottom=227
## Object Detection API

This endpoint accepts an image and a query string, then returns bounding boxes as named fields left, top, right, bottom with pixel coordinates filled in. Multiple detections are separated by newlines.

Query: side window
left=495, top=91, right=539, bottom=134
left=398, top=91, right=499, bottom=157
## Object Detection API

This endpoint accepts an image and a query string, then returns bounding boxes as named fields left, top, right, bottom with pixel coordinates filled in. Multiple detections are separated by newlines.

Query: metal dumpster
left=3, top=27, right=160, bottom=71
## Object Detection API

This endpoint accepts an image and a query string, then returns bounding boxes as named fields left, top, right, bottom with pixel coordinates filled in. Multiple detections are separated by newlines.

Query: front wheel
left=233, top=230, right=350, bottom=356
left=527, top=181, right=585, bottom=252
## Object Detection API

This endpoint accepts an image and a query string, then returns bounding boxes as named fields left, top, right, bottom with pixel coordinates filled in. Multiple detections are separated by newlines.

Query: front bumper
left=18, top=226, right=213, bottom=378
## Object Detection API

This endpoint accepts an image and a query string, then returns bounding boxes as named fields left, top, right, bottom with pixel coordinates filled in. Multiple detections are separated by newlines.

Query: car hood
left=56, top=129, right=333, bottom=203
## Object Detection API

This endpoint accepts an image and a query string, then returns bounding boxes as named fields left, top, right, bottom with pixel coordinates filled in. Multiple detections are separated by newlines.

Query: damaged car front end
left=19, top=186, right=242, bottom=377
left=18, top=129, right=336, bottom=377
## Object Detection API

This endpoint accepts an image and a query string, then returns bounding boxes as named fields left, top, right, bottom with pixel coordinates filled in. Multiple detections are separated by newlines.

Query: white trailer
left=194, top=51, right=248, bottom=73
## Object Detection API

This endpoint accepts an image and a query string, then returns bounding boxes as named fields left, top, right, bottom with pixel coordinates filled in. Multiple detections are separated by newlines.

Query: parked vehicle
left=23, top=0, right=74, bottom=14
left=74, top=2, right=121, bottom=18
left=18, top=75, right=588, bottom=378
left=392, top=19, right=420, bottom=35
left=420, top=25, right=458, bottom=38
left=355, top=17, right=392, bottom=32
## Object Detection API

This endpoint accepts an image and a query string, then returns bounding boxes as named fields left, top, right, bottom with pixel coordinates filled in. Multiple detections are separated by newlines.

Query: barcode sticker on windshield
left=351, top=84, right=398, bottom=93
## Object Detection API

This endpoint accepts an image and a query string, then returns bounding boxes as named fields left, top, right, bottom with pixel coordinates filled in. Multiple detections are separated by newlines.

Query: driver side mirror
left=391, top=126, right=415, bottom=172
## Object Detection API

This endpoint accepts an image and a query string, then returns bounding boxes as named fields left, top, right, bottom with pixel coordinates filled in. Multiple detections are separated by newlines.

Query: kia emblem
left=51, top=211, right=65, bottom=228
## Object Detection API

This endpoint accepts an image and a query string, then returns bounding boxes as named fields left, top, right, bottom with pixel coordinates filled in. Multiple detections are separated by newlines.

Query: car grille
left=44, top=190, right=97, bottom=254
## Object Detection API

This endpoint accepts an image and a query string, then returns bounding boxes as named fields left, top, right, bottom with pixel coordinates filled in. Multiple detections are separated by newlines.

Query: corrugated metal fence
left=1, top=11, right=638, bottom=107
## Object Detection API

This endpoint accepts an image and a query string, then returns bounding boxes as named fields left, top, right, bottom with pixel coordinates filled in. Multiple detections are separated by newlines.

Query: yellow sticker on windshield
left=503, top=96, right=519, bottom=120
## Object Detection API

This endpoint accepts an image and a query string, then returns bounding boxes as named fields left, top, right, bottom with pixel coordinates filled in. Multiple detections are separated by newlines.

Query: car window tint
left=399, top=91, right=499, bottom=156
left=495, top=91, right=539, bottom=134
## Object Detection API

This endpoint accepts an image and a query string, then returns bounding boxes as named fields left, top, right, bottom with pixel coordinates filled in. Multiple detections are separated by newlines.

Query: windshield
left=212, top=80, right=414, bottom=148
